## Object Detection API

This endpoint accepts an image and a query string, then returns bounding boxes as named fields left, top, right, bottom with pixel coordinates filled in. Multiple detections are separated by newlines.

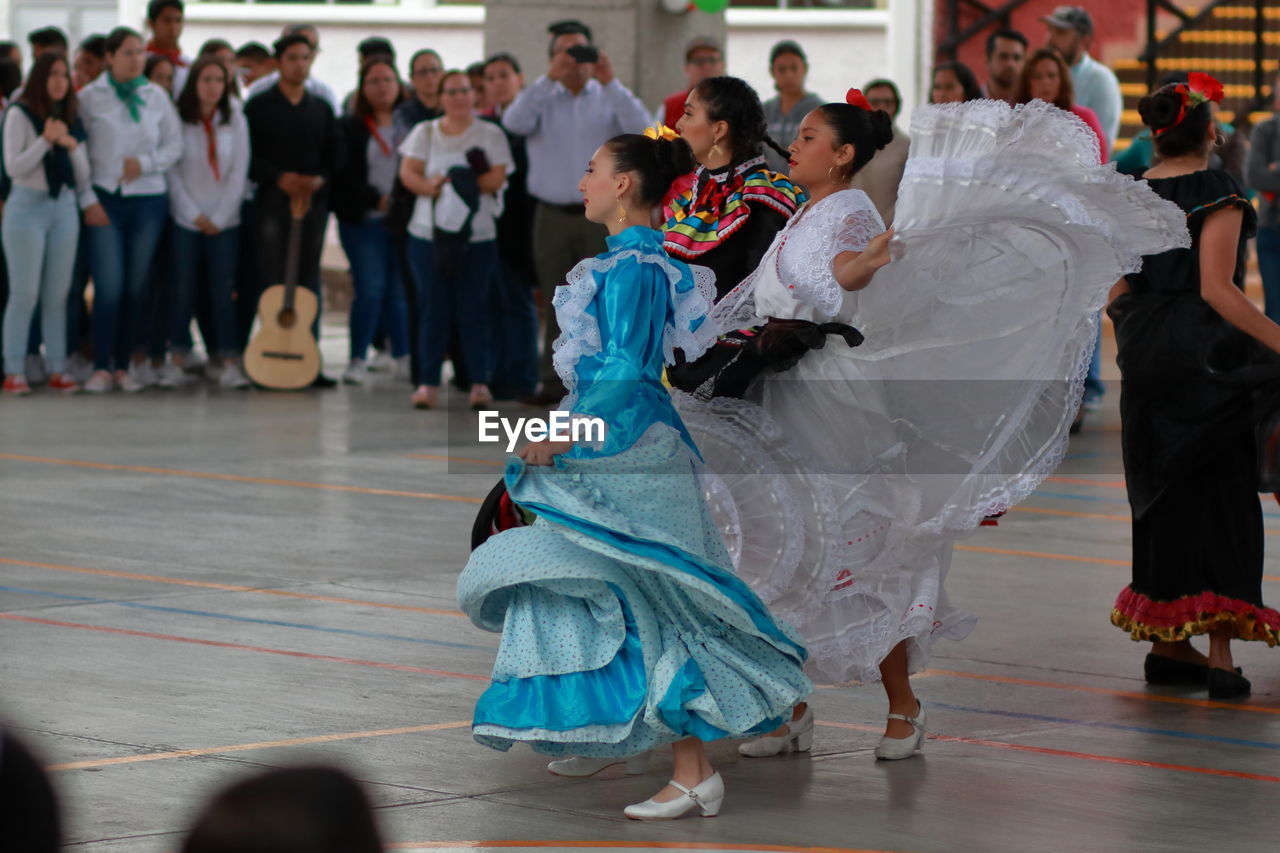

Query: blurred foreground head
left=0, top=728, right=62, bottom=853
left=182, top=766, right=383, bottom=853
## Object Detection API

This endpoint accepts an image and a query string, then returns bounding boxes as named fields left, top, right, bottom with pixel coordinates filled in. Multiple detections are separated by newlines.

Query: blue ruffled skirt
left=457, top=427, right=812, bottom=757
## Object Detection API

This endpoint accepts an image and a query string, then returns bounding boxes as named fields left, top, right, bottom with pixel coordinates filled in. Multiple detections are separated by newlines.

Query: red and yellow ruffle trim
left=662, top=157, right=804, bottom=260
left=1111, top=586, right=1280, bottom=646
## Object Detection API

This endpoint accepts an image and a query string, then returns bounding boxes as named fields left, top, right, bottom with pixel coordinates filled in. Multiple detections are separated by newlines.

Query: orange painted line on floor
left=389, top=844, right=906, bottom=853
left=0, top=452, right=483, bottom=504
left=925, top=669, right=1280, bottom=715
left=0, top=557, right=467, bottom=618
left=817, top=720, right=1280, bottom=783
left=49, top=720, right=471, bottom=771
left=0, top=613, right=487, bottom=681
left=1006, top=505, right=1280, bottom=536
left=407, top=453, right=505, bottom=468
left=1044, top=476, right=1127, bottom=489
left=955, top=544, right=1129, bottom=567
left=953, top=544, right=1280, bottom=581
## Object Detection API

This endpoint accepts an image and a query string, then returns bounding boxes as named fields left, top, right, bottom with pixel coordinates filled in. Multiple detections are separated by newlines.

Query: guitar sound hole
left=277, top=308, right=297, bottom=329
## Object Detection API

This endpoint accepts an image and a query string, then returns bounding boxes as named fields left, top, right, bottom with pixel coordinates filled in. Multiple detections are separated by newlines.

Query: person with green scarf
left=77, top=25, right=182, bottom=393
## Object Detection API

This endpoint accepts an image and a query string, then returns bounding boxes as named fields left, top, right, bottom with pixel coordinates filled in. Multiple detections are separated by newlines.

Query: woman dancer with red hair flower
left=1109, top=75, right=1280, bottom=698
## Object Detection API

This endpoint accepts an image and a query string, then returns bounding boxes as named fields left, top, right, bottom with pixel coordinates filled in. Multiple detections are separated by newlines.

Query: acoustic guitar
left=244, top=196, right=321, bottom=390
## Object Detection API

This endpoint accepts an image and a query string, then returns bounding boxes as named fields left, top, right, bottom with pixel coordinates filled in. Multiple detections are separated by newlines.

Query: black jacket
left=331, top=115, right=385, bottom=225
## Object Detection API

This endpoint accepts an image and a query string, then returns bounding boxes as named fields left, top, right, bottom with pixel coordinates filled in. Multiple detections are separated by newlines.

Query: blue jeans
left=489, top=260, right=539, bottom=397
left=171, top=225, right=241, bottom=358
left=339, top=217, right=409, bottom=361
left=85, top=189, right=169, bottom=371
left=405, top=236, right=496, bottom=386
left=1, top=185, right=80, bottom=375
left=1083, top=309, right=1105, bottom=404
left=1257, top=225, right=1280, bottom=325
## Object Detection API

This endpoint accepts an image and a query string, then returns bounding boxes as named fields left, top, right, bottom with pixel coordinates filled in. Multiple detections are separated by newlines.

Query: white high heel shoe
left=623, top=771, right=724, bottom=820
left=738, top=705, right=814, bottom=757
left=874, top=702, right=927, bottom=760
left=546, top=753, right=650, bottom=777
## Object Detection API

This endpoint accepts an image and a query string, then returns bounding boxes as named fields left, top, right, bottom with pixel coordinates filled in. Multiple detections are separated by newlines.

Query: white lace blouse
left=754, top=189, right=885, bottom=323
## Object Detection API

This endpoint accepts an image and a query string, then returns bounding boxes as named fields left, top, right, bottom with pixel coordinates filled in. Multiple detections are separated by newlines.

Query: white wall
left=4, top=2, right=920, bottom=119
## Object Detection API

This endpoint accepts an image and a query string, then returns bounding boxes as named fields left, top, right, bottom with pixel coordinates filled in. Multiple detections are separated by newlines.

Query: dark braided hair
left=692, top=75, right=790, bottom=169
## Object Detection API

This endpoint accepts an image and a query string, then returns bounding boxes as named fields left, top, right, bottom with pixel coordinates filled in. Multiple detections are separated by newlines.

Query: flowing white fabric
left=680, top=100, right=1190, bottom=684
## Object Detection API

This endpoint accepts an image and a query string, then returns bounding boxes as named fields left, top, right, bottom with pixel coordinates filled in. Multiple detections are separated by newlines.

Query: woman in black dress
left=663, top=75, right=805, bottom=397
left=1109, top=75, right=1280, bottom=698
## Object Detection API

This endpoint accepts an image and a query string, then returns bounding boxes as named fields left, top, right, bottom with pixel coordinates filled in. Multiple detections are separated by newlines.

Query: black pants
left=252, top=188, right=329, bottom=340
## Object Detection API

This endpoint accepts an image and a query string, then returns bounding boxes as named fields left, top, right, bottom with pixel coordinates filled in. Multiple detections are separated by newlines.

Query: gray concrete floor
left=2, top=320, right=1278, bottom=853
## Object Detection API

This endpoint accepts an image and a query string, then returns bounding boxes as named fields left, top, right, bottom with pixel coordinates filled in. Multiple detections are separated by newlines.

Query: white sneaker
left=393, top=354, right=411, bottom=380
left=119, top=366, right=146, bottom=393
left=369, top=350, right=395, bottom=372
left=130, top=360, right=160, bottom=387
left=342, top=358, right=368, bottom=385
left=219, top=362, right=251, bottom=389
left=183, top=349, right=208, bottom=373
left=25, top=353, right=48, bottom=385
left=66, top=352, right=95, bottom=385
left=83, top=370, right=114, bottom=393
left=157, top=362, right=195, bottom=389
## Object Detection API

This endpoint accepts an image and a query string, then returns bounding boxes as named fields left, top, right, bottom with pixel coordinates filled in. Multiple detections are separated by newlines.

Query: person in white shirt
left=245, top=24, right=340, bottom=115
left=399, top=70, right=513, bottom=410
left=78, top=26, right=183, bottom=393
left=166, top=55, right=251, bottom=390
left=501, top=19, right=651, bottom=404
left=1042, top=5, right=1122, bottom=417
left=0, top=53, right=103, bottom=395
left=1042, top=5, right=1122, bottom=148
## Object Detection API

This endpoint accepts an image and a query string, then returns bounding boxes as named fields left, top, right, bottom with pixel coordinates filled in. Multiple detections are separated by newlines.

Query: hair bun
left=654, top=136, right=696, bottom=186
left=869, top=109, right=893, bottom=151
left=1137, top=86, right=1183, bottom=133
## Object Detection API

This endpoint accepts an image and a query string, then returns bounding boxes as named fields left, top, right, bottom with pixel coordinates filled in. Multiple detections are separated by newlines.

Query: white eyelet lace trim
left=551, top=249, right=719, bottom=410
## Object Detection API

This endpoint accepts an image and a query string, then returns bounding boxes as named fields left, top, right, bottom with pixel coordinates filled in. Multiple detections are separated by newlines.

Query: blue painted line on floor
left=1030, top=491, right=1280, bottom=520
left=0, top=585, right=494, bottom=652
left=927, top=700, right=1280, bottom=751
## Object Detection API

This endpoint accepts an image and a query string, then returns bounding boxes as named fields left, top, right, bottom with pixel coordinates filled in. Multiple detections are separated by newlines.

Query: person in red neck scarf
left=145, top=0, right=191, bottom=95
left=332, top=58, right=412, bottom=387
left=167, top=55, right=251, bottom=389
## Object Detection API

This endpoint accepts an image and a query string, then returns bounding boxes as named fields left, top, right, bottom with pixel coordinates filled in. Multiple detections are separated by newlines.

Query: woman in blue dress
left=457, top=131, right=811, bottom=820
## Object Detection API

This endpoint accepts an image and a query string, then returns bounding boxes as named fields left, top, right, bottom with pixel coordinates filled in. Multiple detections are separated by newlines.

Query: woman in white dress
left=678, top=91, right=1189, bottom=759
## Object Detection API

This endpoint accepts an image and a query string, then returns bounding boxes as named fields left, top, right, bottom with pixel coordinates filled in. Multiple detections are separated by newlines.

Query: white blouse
left=78, top=73, right=183, bottom=196
left=167, top=108, right=251, bottom=232
left=1, top=106, right=96, bottom=209
left=398, top=117, right=513, bottom=243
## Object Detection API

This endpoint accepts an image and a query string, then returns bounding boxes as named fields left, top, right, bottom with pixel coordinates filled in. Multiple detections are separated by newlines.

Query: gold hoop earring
left=1215, top=130, right=1227, bottom=148
left=616, top=200, right=627, bottom=223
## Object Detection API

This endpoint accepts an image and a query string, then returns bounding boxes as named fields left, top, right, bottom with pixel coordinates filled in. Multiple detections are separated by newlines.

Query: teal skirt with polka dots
left=458, top=426, right=812, bottom=757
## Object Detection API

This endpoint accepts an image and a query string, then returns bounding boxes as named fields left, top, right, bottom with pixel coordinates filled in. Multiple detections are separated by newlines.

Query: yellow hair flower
left=644, top=124, right=679, bottom=142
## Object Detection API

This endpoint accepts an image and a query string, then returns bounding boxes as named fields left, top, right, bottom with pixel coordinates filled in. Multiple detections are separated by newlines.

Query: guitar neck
left=282, top=201, right=309, bottom=311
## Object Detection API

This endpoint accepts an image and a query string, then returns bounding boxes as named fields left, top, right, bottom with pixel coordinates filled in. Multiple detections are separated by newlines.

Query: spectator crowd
left=0, top=1, right=1241, bottom=420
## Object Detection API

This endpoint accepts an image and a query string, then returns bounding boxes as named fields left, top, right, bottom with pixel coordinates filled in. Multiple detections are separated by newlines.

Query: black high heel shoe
left=1207, top=667, right=1251, bottom=699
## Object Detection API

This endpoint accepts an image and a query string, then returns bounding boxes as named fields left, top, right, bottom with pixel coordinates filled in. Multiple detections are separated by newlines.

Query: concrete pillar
left=483, top=0, right=727, bottom=114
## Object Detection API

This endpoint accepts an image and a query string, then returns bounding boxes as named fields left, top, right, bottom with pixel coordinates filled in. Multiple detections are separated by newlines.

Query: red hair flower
left=846, top=88, right=873, bottom=111
left=1188, top=72, right=1225, bottom=105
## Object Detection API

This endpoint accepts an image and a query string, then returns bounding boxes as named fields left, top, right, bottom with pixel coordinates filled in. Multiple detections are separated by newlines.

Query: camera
left=566, top=45, right=600, bottom=64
